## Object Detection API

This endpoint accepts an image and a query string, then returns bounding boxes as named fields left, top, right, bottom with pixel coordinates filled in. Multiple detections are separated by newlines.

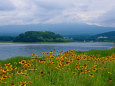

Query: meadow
left=0, top=48, right=115, bottom=86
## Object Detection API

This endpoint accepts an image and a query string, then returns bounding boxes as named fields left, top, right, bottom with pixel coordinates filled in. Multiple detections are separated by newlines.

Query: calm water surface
left=0, top=42, right=114, bottom=59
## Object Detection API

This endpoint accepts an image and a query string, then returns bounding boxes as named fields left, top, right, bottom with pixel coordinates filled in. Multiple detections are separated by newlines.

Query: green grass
left=76, top=48, right=115, bottom=57
left=0, top=49, right=115, bottom=86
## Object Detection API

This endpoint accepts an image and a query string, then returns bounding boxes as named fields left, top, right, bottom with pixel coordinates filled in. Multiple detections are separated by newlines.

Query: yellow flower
left=31, top=57, right=35, bottom=59
left=108, top=72, right=112, bottom=74
left=93, top=68, right=97, bottom=71
left=5, top=63, right=12, bottom=68
left=104, top=67, right=107, bottom=69
left=72, top=72, right=76, bottom=74
left=3, top=76, right=7, bottom=79
left=1, top=82, right=6, bottom=84
left=19, top=84, right=26, bottom=86
left=89, top=73, right=94, bottom=77
left=16, top=71, right=22, bottom=74
left=37, top=57, right=41, bottom=58
left=49, top=51, right=53, bottom=53
left=32, top=54, right=37, bottom=55
left=99, top=68, right=103, bottom=71
left=24, top=75, right=28, bottom=77
left=11, top=67, right=17, bottom=70
left=42, top=52, right=46, bottom=55
left=56, top=66, right=60, bottom=69
left=75, top=68, right=79, bottom=70
left=40, top=71, right=44, bottom=75
left=23, top=81, right=26, bottom=83
left=29, top=68, right=37, bottom=71
left=11, top=82, right=15, bottom=86
left=50, top=56, right=55, bottom=58
left=28, top=81, right=32, bottom=84
left=2, top=69, right=9, bottom=73
left=19, top=60, right=26, bottom=64
left=85, top=69, right=90, bottom=72
left=108, top=78, right=112, bottom=82
left=14, top=62, right=17, bottom=65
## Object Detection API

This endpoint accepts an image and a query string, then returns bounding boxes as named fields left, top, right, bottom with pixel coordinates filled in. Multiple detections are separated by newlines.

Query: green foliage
left=13, top=31, right=67, bottom=42
left=89, top=31, right=115, bottom=42
left=0, top=36, right=14, bottom=42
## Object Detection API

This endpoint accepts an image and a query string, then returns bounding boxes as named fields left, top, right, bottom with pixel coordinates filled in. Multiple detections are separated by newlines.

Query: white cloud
left=0, top=0, right=15, bottom=11
left=0, top=0, right=115, bottom=27
left=91, top=9, right=115, bottom=27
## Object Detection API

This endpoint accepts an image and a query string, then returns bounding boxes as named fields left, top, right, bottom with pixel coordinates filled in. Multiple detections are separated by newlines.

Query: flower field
left=0, top=49, right=115, bottom=86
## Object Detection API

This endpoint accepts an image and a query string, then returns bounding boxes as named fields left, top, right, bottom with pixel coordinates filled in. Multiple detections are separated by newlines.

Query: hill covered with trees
left=88, top=31, right=115, bottom=42
left=13, top=31, right=67, bottom=42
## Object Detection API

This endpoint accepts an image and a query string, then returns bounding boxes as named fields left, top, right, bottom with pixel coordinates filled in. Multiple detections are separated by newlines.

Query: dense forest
left=13, top=31, right=67, bottom=42
left=0, top=36, right=14, bottom=42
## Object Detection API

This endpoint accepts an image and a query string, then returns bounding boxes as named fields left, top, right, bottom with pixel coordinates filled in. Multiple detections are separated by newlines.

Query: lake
left=0, top=42, right=114, bottom=59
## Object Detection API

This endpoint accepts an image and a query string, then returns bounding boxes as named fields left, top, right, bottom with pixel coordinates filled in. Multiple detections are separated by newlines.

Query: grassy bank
left=0, top=49, right=115, bottom=86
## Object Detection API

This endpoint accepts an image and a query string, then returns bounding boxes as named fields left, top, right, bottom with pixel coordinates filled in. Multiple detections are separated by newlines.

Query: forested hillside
left=13, top=31, right=67, bottom=42
left=88, top=31, right=115, bottom=42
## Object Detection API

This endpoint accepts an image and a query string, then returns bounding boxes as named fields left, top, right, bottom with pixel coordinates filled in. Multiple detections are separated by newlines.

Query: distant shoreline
left=0, top=41, right=69, bottom=44
left=0, top=41, right=114, bottom=44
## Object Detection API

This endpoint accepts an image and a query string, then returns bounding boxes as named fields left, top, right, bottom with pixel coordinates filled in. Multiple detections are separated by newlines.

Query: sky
left=0, top=0, right=115, bottom=27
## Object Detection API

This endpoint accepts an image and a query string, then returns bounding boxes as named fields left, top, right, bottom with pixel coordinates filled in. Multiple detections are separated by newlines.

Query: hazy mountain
left=0, top=23, right=115, bottom=36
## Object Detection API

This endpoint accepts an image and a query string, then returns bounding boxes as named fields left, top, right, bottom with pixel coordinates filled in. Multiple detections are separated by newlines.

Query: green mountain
left=13, top=31, right=67, bottom=42
left=89, top=31, right=115, bottom=42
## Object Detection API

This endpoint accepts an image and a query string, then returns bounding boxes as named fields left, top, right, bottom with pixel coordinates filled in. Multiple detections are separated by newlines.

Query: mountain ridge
left=0, top=23, right=115, bottom=36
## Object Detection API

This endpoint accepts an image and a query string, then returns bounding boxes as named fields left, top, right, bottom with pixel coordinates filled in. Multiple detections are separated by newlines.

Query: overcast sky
left=0, top=0, right=115, bottom=27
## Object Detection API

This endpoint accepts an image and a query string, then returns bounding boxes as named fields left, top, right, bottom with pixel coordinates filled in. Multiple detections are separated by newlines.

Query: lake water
left=0, top=42, right=114, bottom=59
